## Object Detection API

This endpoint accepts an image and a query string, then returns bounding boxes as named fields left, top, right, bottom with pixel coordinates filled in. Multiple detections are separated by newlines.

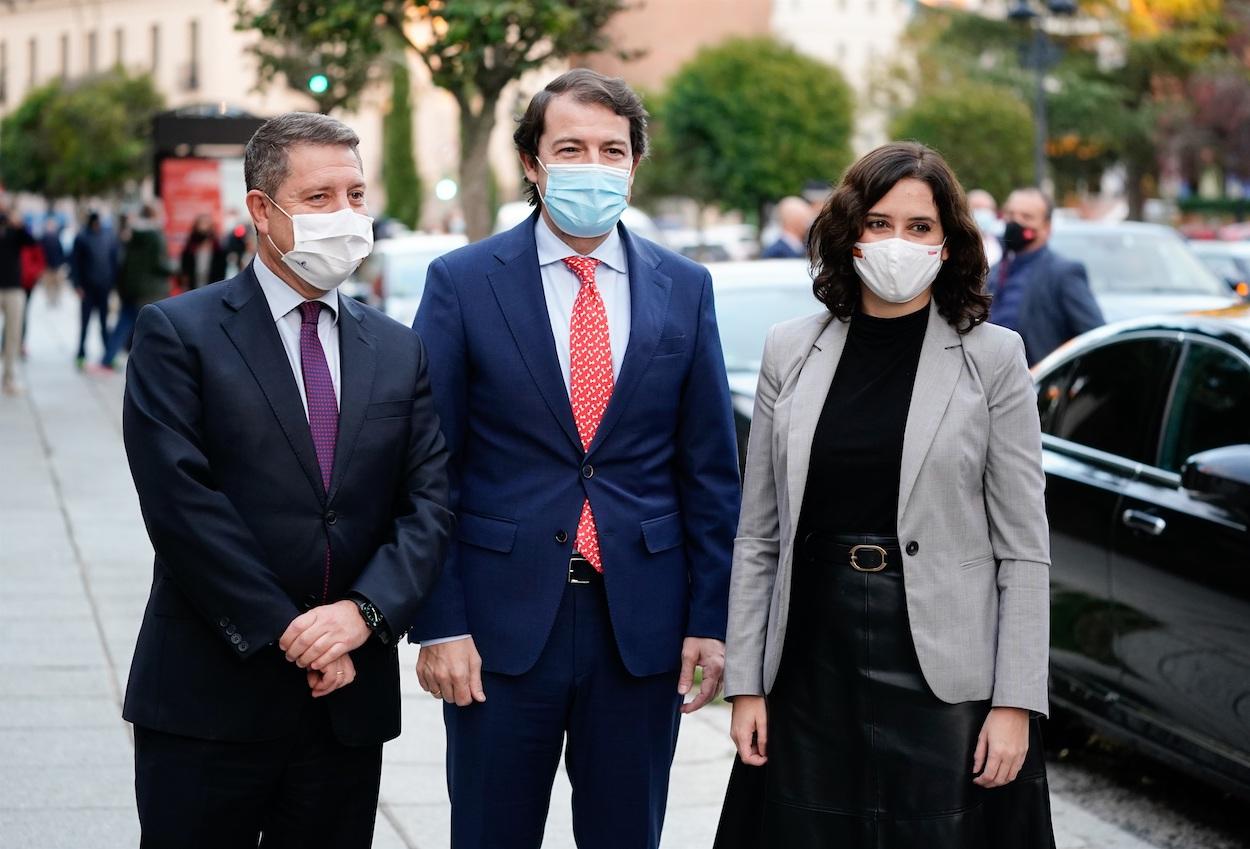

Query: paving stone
left=0, top=696, right=120, bottom=729
left=0, top=727, right=132, bottom=767
left=0, top=765, right=134, bottom=809
left=0, top=807, right=139, bottom=849
left=0, top=665, right=115, bottom=698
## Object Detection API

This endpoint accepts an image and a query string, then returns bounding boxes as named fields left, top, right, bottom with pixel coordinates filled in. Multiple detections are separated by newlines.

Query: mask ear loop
left=262, top=193, right=293, bottom=258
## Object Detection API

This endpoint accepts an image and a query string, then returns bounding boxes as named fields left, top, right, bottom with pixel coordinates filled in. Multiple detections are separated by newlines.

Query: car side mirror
left=1181, top=444, right=1250, bottom=516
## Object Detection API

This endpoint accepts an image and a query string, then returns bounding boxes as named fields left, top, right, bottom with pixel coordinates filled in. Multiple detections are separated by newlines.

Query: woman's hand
left=729, top=695, right=769, bottom=766
left=972, top=706, right=1030, bottom=787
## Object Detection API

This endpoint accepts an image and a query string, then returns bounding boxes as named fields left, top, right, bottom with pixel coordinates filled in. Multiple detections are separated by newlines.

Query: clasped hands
left=415, top=635, right=725, bottom=712
left=279, top=600, right=372, bottom=699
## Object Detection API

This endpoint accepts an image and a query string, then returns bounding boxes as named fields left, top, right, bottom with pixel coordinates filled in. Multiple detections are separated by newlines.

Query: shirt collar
left=535, top=211, right=627, bottom=275
left=253, top=254, right=339, bottom=326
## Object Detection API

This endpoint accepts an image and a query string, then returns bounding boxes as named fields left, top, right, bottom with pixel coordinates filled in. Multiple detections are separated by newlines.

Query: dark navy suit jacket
left=760, top=237, right=805, bottom=260
left=991, top=246, right=1104, bottom=365
left=122, top=266, right=452, bottom=745
left=411, top=214, right=741, bottom=678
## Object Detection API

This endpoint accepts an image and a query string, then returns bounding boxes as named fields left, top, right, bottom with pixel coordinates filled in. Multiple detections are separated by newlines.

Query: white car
left=344, top=233, right=468, bottom=327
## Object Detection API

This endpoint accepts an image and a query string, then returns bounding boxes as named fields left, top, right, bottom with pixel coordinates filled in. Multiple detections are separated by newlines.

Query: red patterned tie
left=564, top=256, right=613, bottom=572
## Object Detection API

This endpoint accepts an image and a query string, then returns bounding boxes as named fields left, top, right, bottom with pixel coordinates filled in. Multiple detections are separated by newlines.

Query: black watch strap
left=351, top=596, right=391, bottom=645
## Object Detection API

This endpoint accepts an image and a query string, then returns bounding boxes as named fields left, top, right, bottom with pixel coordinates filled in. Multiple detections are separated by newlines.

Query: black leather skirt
left=714, top=533, right=1055, bottom=849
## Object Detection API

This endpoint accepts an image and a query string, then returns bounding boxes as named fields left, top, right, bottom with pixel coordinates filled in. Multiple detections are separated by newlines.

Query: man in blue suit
left=412, top=69, right=741, bottom=849
left=122, top=113, right=452, bottom=848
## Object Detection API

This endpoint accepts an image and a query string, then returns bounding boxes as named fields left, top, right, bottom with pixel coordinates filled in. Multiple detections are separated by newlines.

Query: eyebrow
left=549, top=136, right=630, bottom=148
left=301, top=182, right=367, bottom=194
left=866, top=211, right=937, bottom=223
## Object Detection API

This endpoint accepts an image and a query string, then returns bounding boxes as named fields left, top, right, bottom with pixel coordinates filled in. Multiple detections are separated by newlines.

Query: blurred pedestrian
left=968, top=188, right=1003, bottom=268
left=18, top=233, right=46, bottom=357
left=122, top=111, right=451, bottom=849
left=717, top=142, right=1055, bottom=848
left=38, top=218, right=68, bottom=306
left=989, top=187, right=1103, bottom=365
left=103, top=205, right=170, bottom=369
left=0, top=201, right=36, bottom=395
left=179, top=213, right=227, bottom=289
left=761, top=196, right=815, bottom=259
left=69, top=211, right=120, bottom=370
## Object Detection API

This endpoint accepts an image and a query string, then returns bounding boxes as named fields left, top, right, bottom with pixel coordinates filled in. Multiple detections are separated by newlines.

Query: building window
left=28, top=37, right=36, bottom=88
left=60, top=33, right=69, bottom=79
left=186, top=19, right=200, bottom=91
left=114, top=28, right=125, bottom=68
left=87, top=30, right=98, bottom=74
left=150, top=24, right=160, bottom=75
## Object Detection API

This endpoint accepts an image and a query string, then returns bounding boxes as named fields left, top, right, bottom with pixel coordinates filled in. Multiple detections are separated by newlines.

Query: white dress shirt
left=421, top=215, right=633, bottom=649
left=253, top=255, right=342, bottom=418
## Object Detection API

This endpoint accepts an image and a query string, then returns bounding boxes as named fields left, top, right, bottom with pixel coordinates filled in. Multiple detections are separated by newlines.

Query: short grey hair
left=244, top=112, right=361, bottom=198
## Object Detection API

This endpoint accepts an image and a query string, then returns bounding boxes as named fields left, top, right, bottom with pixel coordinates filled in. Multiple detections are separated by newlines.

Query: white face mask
left=265, top=196, right=374, bottom=291
left=853, top=238, right=944, bottom=304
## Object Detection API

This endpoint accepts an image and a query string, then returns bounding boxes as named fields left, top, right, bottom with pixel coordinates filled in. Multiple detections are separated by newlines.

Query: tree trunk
left=459, top=97, right=500, bottom=242
left=1126, top=158, right=1146, bottom=222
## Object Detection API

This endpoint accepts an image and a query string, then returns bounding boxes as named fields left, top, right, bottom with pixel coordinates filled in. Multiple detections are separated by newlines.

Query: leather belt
left=568, top=554, right=602, bottom=585
left=804, top=533, right=901, bottom=573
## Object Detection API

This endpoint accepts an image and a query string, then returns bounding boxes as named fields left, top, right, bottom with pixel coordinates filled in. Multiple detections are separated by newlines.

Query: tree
left=0, top=69, right=164, bottom=201
left=891, top=81, right=1035, bottom=200
left=237, top=0, right=630, bottom=240
left=383, top=59, right=423, bottom=230
left=649, top=37, right=853, bottom=221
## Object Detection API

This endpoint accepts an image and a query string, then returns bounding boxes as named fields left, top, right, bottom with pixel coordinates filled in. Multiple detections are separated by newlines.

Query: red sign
left=160, top=158, right=222, bottom=261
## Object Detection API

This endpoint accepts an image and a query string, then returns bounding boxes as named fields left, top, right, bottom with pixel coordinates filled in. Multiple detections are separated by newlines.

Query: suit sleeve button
left=238, top=641, right=249, bottom=652
left=906, top=541, right=919, bottom=556
left=226, top=624, right=237, bottom=636
left=555, top=530, right=568, bottom=544
left=218, top=617, right=229, bottom=628
left=230, top=634, right=242, bottom=645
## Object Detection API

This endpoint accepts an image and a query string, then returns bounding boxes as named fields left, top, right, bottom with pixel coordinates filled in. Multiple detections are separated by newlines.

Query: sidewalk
left=0, top=288, right=1158, bottom=848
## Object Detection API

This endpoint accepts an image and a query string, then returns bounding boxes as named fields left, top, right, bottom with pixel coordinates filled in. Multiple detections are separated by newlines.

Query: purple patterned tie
left=299, top=301, right=338, bottom=603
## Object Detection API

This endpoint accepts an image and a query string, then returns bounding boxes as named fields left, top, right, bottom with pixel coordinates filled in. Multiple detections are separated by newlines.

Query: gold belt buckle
left=849, top=544, right=888, bottom=572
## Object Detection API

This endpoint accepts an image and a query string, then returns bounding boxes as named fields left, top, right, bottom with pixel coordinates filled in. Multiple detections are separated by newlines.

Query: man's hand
left=729, top=695, right=768, bottom=766
left=677, top=637, right=725, bottom=714
left=973, top=706, right=1030, bottom=788
left=416, top=637, right=485, bottom=707
left=307, top=652, right=356, bottom=698
left=280, top=600, right=371, bottom=671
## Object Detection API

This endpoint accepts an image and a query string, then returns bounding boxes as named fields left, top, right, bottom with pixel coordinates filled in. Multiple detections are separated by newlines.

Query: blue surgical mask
left=539, top=161, right=631, bottom=238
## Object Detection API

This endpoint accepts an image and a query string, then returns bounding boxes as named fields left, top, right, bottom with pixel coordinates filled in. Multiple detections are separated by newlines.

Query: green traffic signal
left=308, top=74, right=330, bottom=94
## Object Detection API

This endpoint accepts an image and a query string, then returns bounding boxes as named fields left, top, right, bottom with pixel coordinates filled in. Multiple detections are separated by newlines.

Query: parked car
left=1033, top=309, right=1250, bottom=797
left=1186, top=239, right=1250, bottom=298
left=1048, top=221, right=1239, bottom=321
left=341, top=233, right=468, bottom=327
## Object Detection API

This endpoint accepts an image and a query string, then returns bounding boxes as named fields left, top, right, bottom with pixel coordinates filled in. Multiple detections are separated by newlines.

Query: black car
left=1033, top=309, right=1250, bottom=797
left=718, top=275, right=1250, bottom=796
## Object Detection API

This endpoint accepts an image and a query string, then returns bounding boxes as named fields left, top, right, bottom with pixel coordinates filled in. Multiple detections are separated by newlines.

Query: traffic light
left=308, top=74, right=330, bottom=95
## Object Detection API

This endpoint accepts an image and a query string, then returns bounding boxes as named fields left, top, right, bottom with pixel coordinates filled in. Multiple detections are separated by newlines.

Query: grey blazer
left=723, top=305, right=1051, bottom=716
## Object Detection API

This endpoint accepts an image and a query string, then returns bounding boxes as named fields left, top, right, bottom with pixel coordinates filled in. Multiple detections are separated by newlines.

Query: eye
left=867, top=219, right=888, bottom=229
left=911, top=223, right=931, bottom=233
left=350, top=190, right=366, bottom=202
left=309, top=193, right=327, bottom=202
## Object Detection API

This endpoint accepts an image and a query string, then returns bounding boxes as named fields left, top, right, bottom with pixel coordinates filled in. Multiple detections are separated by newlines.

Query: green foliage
left=237, top=0, right=630, bottom=238
left=890, top=81, right=1034, bottom=201
left=650, top=37, right=853, bottom=217
left=382, top=60, right=423, bottom=230
left=0, top=69, right=164, bottom=200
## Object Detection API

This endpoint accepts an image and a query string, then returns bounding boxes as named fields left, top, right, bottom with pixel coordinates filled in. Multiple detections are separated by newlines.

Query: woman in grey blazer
left=715, top=143, right=1055, bottom=848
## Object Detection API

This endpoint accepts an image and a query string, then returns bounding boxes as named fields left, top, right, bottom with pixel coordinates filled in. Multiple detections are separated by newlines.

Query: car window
left=1196, top=254, right=1243, bottom=284
left=1051, top=337, right=1179, bottom=463
left=1049, top=230, right=1228, bottom=296
left=1036, top=359, right=1076, bottom=435
left=715, top=286, right=821, bottom=372
left=1158, top=342, right=1250, bottom=472
left=385, top=251, right=443, bottom=298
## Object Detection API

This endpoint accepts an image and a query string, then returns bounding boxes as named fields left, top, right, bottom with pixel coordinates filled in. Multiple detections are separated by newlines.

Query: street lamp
left=1009, top=0, right=1078, bottom=190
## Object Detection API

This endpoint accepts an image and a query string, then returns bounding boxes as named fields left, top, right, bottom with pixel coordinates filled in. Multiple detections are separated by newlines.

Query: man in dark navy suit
left=122, top=113, right=452, bottom=848
left=760, top=196, right=814, bottom=259
left=411, top=69, right=741, bottom=849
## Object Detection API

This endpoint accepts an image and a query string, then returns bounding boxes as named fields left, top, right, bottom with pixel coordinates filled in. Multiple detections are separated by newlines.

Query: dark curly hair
left=808, top=141, right=990, bottom=333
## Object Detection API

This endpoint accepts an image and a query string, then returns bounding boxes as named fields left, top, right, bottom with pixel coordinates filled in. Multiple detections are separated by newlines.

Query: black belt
left=803, top=533, right=901, bottom=573
left=568, top=554, right=603, bottom=585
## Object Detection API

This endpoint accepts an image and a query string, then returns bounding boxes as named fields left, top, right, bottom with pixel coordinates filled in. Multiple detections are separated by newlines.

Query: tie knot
left=562, top=256, right=601, bottom=287
left=299, top=301, right=323, bottom=326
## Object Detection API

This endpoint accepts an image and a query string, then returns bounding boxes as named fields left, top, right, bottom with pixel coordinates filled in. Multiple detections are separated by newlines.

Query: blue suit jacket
left=122, top=266, right=452, bottom=744
left=411, top=213, right=741, bottom=678
left=991, top=246, right=1104, bottom=365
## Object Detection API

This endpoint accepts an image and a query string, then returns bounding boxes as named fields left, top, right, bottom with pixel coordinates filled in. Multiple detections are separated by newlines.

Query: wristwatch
left=351, top=596, right=391, bottom=645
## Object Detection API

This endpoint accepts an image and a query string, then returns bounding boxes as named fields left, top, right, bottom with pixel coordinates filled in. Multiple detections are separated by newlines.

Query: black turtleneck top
left=798, top=302, right=930, bottom=538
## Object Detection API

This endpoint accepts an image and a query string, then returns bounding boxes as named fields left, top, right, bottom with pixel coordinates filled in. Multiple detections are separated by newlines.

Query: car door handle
left=1121, top=509, right=1167, bottom=536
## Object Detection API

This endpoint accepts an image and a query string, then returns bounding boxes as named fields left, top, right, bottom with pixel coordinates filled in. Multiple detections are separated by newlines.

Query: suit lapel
left=220, top=269, right=326, bottom=502
left=898, top=306, right=964, bottom=515
left=327, top=297, right=376, bottom=503
left=486, top=219, right=582, bottom=452
left=587, top=226, right=672, bottom=453
left=785, top=317, right=847, bottom=526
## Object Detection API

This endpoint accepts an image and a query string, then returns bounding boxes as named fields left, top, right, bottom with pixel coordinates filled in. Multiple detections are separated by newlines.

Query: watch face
left=360, top=602, right=382, bottom=629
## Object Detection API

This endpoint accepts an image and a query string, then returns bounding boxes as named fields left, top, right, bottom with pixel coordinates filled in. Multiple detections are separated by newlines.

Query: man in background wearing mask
left=121, top=112, right=452, bottom=848
left=988, top=186, right=1103, bottom=364
left=967, top=188, right=1003, bottom=268
left=411, top=69, right=740, bottom=849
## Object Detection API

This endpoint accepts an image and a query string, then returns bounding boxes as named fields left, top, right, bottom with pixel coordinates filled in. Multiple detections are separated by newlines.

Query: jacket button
left=238, top=641, right=249, bottom=652
left=230, top=633, right=241, bottom=645
left=555, top=530, right=568, bottom=544
left=218, top=617, right=229, bottom=628
left=325, top=510, right=338, bottom=525
left=582, top=464, right=594, bottom=479
left=226, top=624, right=237, bottom=636
left=906, top=541, right=919, bottom=556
